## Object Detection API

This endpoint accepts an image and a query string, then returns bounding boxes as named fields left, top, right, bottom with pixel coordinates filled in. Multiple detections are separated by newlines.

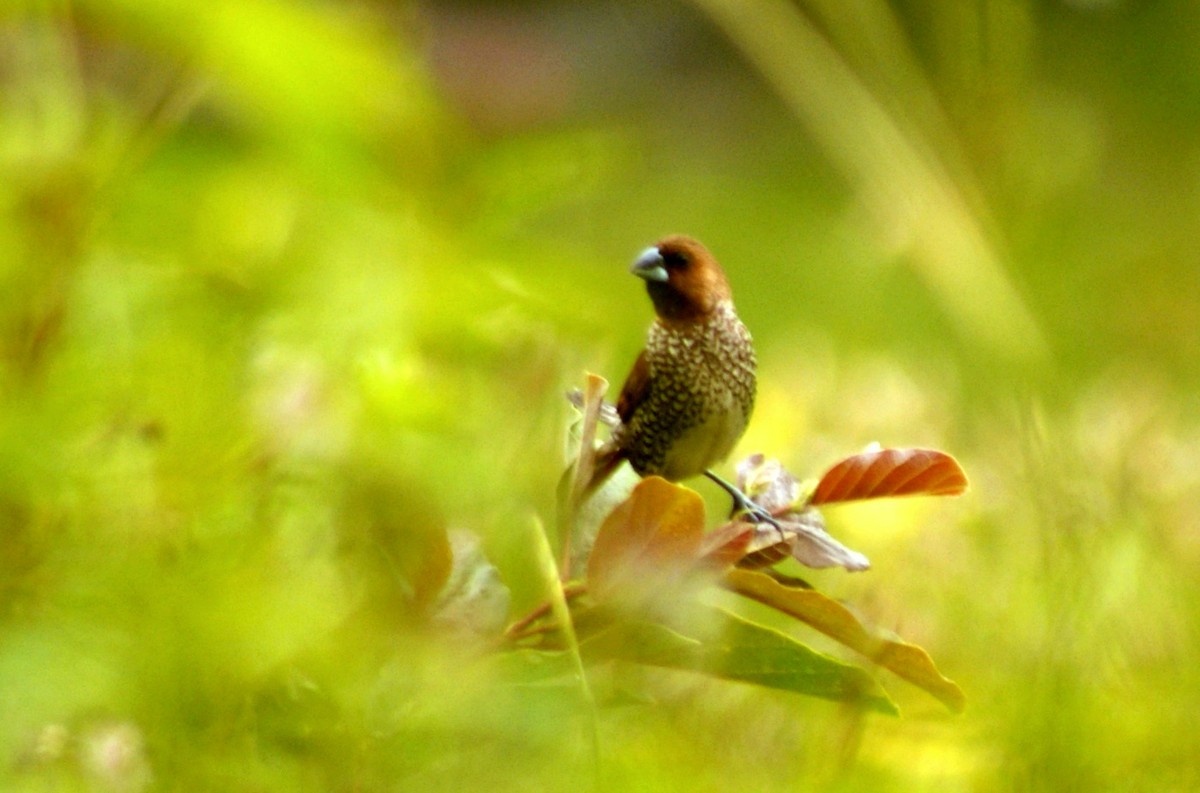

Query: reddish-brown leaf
left=587, top=476, right=706, bottom=597
left=697, top=521, right=755, bottom=569
left=723, top=510, right=871, bottom=572
left=811, top=448, right=968, bottom=505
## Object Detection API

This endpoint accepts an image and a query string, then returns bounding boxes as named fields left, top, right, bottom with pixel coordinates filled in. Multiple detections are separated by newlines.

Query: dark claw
left=742, top=504, right=784, bottom=532
left=704, top=469, right=785, bottom=538
left=732, top=497, right=786, bottom=540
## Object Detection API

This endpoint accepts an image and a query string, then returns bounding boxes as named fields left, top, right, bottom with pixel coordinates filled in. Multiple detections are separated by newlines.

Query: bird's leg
left=703, top=470, right=784, bottom=537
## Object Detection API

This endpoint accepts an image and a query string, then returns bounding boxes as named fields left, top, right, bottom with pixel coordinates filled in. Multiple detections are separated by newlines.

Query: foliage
left=2, top=1, right=1200, bottom=791
left=517, top=379, right=965, bottom=717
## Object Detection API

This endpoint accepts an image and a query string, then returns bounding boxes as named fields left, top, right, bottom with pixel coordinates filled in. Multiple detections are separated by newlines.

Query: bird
left=589, top=235, right=778, bottom=528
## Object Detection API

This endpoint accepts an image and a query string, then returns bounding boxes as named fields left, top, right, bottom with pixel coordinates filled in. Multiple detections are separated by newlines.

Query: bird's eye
left=661, top=250, right=688, bottom=269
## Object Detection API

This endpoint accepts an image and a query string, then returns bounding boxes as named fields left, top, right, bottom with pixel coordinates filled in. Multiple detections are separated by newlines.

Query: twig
left=503, top=582, right=588, bottom=642
left=558, top=374, right=609, bottom=581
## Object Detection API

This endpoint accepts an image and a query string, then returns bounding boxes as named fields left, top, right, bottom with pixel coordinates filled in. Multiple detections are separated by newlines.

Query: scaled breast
left=622, top=301, right=756, bottom=479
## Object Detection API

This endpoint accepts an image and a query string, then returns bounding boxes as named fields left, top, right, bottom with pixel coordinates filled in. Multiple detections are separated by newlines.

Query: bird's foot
left=704, top=470, right=786, bottom=541
left=730, top=494, right=786, bottom=539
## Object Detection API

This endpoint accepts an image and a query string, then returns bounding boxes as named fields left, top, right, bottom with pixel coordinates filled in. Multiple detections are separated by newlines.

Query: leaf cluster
left=508, top=375, right=968, bottom=716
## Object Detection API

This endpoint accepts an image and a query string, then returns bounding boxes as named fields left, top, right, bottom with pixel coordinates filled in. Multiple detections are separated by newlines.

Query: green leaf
left=724, top=568, right=966, bottom=712
left=580, top=606, right=897, bottom=714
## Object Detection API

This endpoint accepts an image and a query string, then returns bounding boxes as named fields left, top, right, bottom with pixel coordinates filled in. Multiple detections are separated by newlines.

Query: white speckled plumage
left=614, top=296, right=756, bottom=480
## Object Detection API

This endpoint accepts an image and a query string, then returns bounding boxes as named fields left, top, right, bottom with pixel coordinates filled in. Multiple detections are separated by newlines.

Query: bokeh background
left=2, top=0, right=1199, bottom=790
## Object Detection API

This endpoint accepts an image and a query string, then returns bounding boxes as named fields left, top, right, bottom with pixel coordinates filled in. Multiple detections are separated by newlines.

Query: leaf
left=811, top=448, right=968, bottom=505
left=735, top=453, right=802, bottom=515
left=723, top=568, right=966, bottom=712
left=429, top=530, right=512, bottom=638
left=727, top=455, right=870, bottom=571
left=736, top=509, right=871, bottom=572
left=696, top=521, right=754, bottom=569
left=580, top=607, right=897, bottom=714
left=586, top=476, right=706, bottom=598
left=559, top=373, right=612, bottom=578
left=342, top=472, right=453, bottom=612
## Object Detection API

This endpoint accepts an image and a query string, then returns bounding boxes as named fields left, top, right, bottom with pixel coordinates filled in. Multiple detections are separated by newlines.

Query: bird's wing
left=615, top=349, right=651, bottom=425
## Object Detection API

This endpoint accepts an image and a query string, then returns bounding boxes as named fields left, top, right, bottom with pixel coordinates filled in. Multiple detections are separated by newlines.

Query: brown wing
left=615, top=350, right=651, bottom=425
left=584, top=352, right=650, bottom=495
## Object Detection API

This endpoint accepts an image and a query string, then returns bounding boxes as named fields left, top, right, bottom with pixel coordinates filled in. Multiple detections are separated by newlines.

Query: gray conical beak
left=630, top=246, right=668, bottom=282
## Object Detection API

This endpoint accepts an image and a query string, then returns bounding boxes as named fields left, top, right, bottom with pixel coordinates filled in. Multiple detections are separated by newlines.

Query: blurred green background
left=2, top=0, right=1198, bottom=790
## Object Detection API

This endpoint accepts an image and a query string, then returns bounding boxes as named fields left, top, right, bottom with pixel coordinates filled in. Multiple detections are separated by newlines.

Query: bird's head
left=630, top=235, right=733, bottom=324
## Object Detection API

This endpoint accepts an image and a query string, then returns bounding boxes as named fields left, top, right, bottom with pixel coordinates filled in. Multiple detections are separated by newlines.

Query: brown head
left=630, top=235, right=733, bottom=324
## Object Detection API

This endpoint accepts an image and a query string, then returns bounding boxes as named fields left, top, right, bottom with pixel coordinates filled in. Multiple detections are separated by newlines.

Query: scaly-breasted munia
left=592, top=235, right=776, bottom=525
